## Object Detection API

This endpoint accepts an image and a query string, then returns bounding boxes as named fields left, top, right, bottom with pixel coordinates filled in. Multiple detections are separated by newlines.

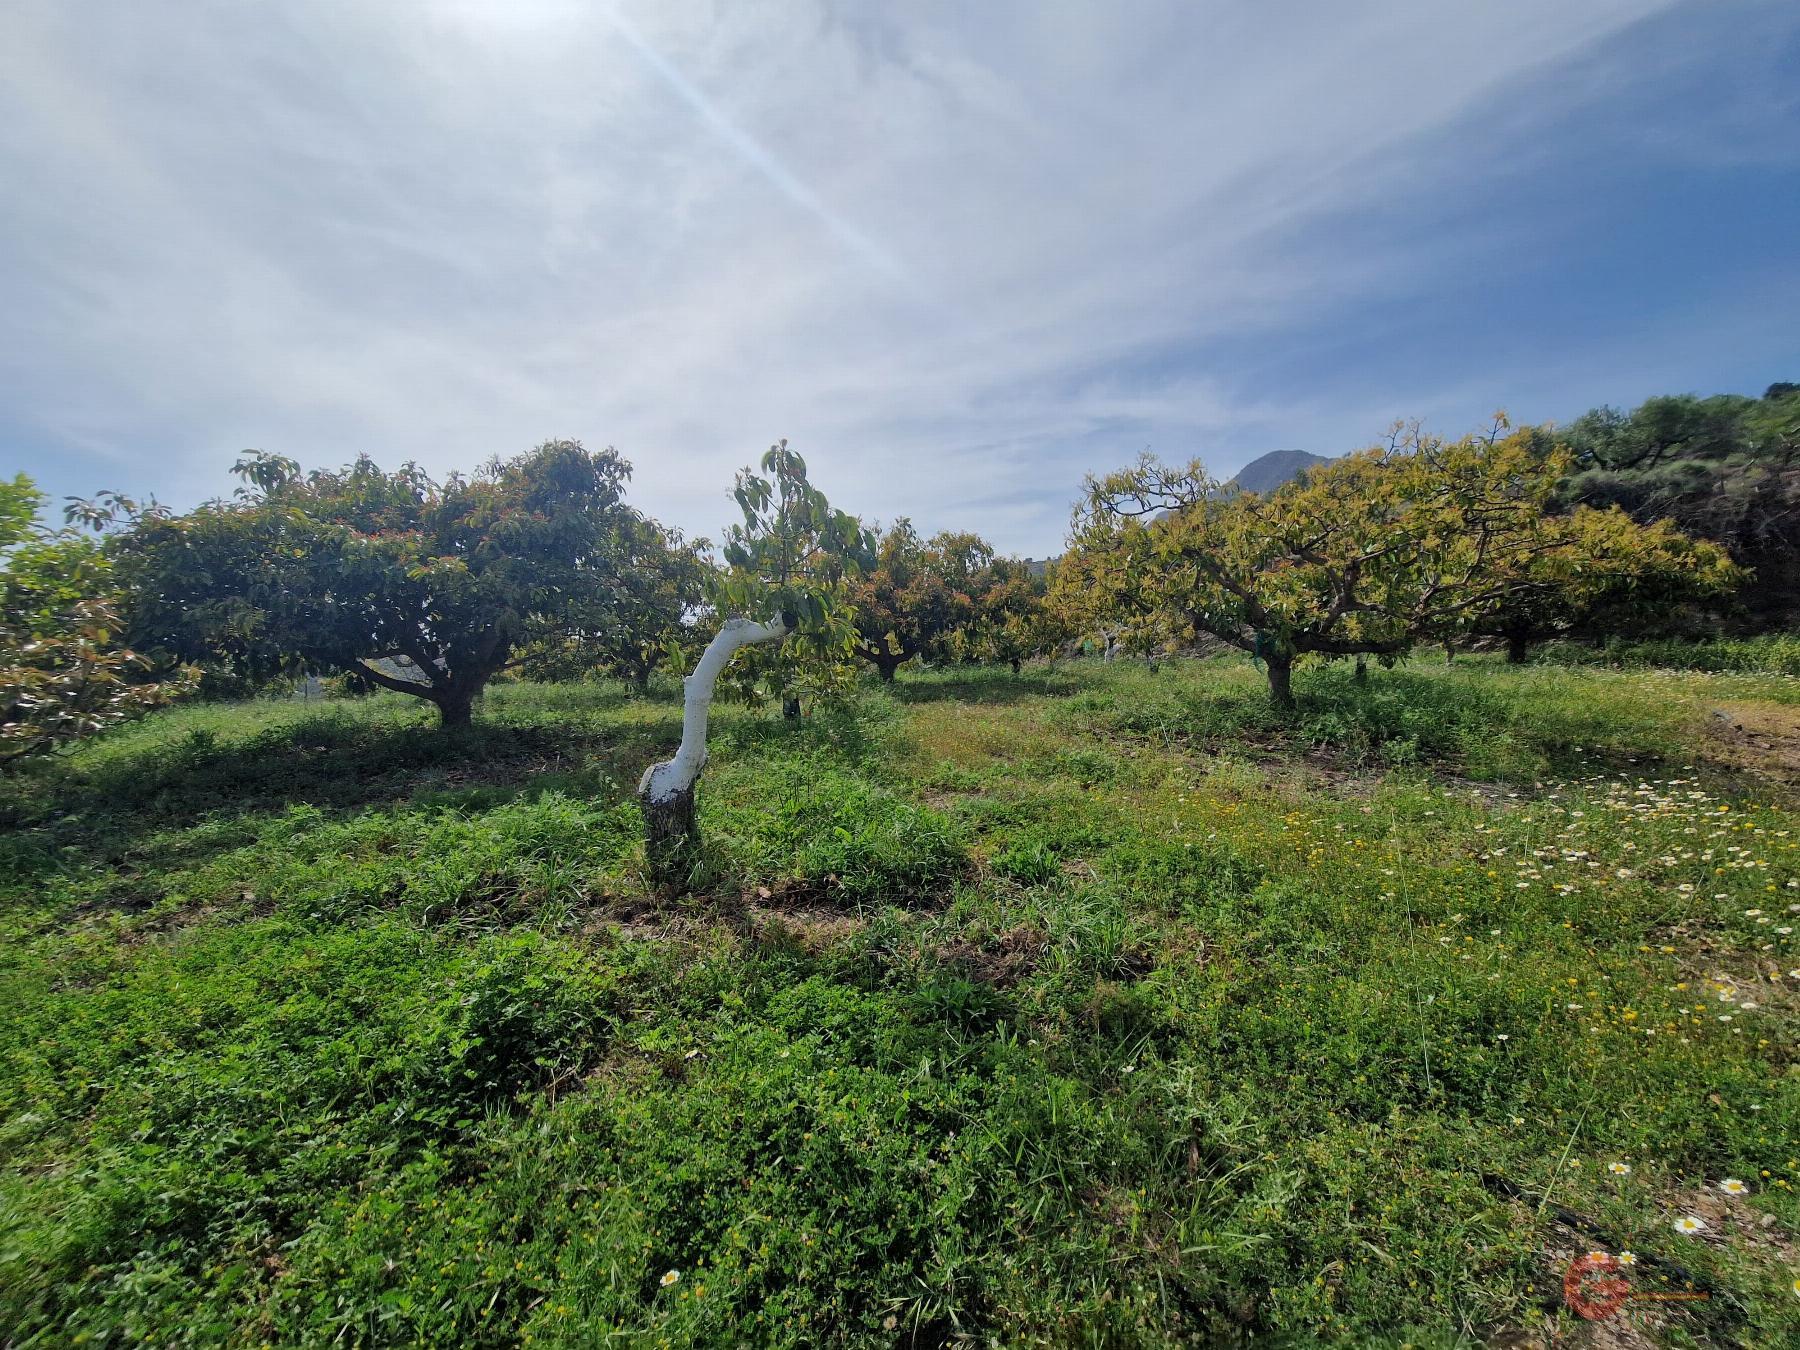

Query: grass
left=1536, top=635, right=1800, bottom=678
left=2, top=655, right=1797, bottom=1346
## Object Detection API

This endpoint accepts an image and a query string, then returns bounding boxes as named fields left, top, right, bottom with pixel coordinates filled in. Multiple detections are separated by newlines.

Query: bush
left=710, top=759, right=965, bottom=901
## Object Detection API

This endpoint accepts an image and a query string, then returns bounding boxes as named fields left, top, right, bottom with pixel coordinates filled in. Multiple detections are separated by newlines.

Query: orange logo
left=1563, top=1253, right=1632, bottom=1320
left=1562, top=1253, right=1711, bottom=1322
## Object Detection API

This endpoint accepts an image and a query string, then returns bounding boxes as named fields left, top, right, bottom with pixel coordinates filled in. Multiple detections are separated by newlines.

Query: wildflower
left=1608, top=1162, right=1631, bottom=1175
left=1720, top=1178, right=1748, bottom=1195
left=1674, top=1215, right=1707, bottom=1234
left=1618, top=1250, right=1637, bottom=1266
left=660, top=1270, right=680, bottom=1288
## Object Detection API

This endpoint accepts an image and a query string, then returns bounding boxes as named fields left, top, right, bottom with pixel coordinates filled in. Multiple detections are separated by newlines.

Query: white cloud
left=2, top=0, right=1784, bottom=552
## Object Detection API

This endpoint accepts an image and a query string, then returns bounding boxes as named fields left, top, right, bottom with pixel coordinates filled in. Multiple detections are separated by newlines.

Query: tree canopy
left=715, top=441, right=872, bottom=714
left=1075, top=421, right=1735, bottom=706
left=111, top=441, right=646, bottom=726
left=521, top=515, right=710, bottom=692
left=1, top=475, right=193, bottom=765
left=849, top=523, right=1043, bottom=678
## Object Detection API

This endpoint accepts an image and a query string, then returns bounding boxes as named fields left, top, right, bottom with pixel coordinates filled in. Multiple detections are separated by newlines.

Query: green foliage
left=850, top=522, right=1047, bottom=678
left=520, top=514, right=710, bottom=691
left=1075, top=420, right=1737, bottom=705
left=1056, top=653, right=1731, bottom=778
left=0, top=476, right=194, bottom=765
left=1559, top=386, right=1800, bottom=625
left=1537, top=633, right=1800, bottom=676
left=106, top=441, right=651, bottom=726
left=715, top=441, right=872, bottom=713
left=707, top=754, right=966, bottom=901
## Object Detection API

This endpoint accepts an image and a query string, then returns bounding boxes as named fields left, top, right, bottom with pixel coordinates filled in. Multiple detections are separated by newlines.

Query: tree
left=1078, top=441, right=1431, bottom=707
left=1, top=476, right=194, bottom=766
left=710, top=443, right=872, bottom=718
left=848, top=520, right=952, bottom=681
left=849, top=523, right=1014, bottom=680
left=521, top=516, right=710, bottom=692
left=1460, top=506, right=1738, bottom=662
left=1044, top=517, right=1168, bottom=662
left=637, top=442, right=868, bottom=892
left=1077, top=420, right=1733, bottom=708
left=847, top=524, right=1052, bottom=679
left=111, top=441, right=643, bottom=728
left=956, top=555, right=1048, bottom=673
left=1559, top=388, right=1800, bottom=625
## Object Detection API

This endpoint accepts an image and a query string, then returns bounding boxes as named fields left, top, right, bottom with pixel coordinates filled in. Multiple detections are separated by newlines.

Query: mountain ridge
left=1224, top=448, right=1332, bottom=495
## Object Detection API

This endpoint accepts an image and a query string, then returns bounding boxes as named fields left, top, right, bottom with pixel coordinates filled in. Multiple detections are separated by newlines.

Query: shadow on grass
left=885, top=666, right=1080, bottom=706
left=0, top=712, right=672, bottom=881
left=0, top=691, right=904, bottom=900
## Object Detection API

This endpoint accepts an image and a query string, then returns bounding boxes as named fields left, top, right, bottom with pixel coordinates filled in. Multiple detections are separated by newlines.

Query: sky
left=1, top=1, right=1797, bottom=557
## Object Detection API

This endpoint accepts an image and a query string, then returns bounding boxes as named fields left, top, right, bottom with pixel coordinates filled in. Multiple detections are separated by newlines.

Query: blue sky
left=1, top=0, right=1796, bottom=555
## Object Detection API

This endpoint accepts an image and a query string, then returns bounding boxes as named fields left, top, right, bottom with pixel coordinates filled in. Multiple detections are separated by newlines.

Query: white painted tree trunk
left=638, top=615, right=790, bottom=891
left=638, top=616, right=790, bottom=803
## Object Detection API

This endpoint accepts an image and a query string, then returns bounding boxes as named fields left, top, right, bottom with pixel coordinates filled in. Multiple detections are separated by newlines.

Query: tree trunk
left=1010, top=658, right=1021, bottom=675
left=633, top=665, right=652, bottom=694
left=639, top=615, right=791, bottom=895
left=782, top=695, right=802, bottom=719
left=641, top=780, right=699, bottom=895
left=1506, top=630, right=1530, bottom=664
left=877, top=660, right=899, bottom=683
left=1353, top=654, right=1368, bottom=684
left=1444, top=642, right=1456, bottom=666
left=1266, top=653, right=1295, bottom=710
left=436, top=692, right=475, bottom=728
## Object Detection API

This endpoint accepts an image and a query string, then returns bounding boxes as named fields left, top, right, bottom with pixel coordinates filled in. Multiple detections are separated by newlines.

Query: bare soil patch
left=1704, top=701, right=1800, bottom=787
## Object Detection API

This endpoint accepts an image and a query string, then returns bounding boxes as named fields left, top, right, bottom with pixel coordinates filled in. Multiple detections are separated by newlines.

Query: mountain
left=1224, top=449, right=1331, bottom=496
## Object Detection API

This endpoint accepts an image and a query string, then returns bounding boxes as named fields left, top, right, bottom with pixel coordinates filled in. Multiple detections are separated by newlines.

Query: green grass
left=1537, top=634, right=1800, bottom=678
left=3, top=657, right=1798, bottom=1345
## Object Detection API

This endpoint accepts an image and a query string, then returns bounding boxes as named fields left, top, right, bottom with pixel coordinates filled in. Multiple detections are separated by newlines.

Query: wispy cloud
left=603, top=8, right=904, bottom=281
left=0, top=0, right=1794, bottom=551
